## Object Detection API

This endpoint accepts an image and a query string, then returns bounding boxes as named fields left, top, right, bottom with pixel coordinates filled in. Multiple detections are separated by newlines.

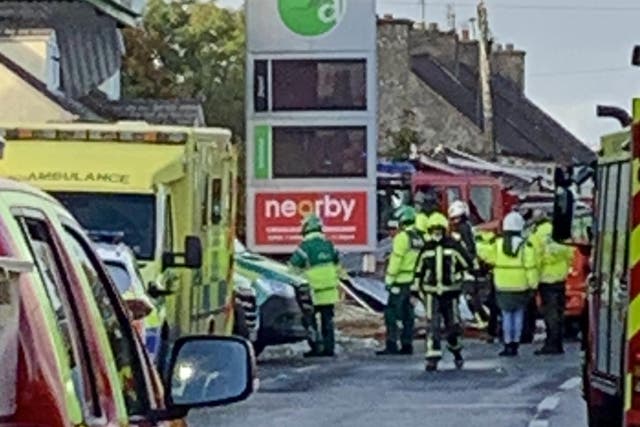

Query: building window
left=272, top=59, right=366, bottom=111
left=272, top=126, right=367, bottom=178
left=47, top=37, right=61, bottom=91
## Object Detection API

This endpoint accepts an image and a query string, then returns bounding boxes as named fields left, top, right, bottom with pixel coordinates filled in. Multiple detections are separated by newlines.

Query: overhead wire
left=379, top=1, right=640, bottom=12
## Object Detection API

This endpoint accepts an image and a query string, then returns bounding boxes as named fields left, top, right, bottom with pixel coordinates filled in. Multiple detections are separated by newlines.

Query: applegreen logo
left=278, top=0, right=346, bottom=37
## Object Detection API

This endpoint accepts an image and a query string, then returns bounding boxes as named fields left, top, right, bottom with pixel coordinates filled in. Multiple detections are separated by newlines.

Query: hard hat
left=448, top=200, right=469, bottom=219
left=427, top=212, right=449, bottom=230
left=396, top=206, right=416, bottom=226
left=503, top=211, right=525, bottom=233
left=302, top=214, right=323, bottom=235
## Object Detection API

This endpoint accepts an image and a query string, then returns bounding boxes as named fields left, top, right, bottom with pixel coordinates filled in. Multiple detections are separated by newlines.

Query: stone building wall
left=377, top=18, right=486, bottom=155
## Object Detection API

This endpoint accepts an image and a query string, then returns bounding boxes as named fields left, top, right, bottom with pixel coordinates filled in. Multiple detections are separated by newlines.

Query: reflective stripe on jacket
left=385, top=226, right=425, bottom=286
left=413, top=237, right=470, bottom=295
left=530, top=221, right=573, bottom=284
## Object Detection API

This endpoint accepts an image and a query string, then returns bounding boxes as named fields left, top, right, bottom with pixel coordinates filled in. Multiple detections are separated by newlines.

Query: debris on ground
left=334, top=301, right=385, bottom=340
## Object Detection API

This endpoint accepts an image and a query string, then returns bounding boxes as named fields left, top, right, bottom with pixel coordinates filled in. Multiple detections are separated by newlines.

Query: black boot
left=512, top=343, right=519, bottom=356
left=499, top=344, right=511, bottom=357
left=534, top=346, right=564, bottom=356
left=425, top=359, right=438, bottom=371
left=453, top=351, right=464, bottom=369
left=304, top=349, right=322, bottom=358
left=400, top=344, right=414, bottom=355
left=376, top=342, right=399, bottom=356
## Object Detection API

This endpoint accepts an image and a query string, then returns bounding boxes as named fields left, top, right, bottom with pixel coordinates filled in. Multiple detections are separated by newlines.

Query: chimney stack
left=383, top=13, right=393, bottom=20
left=495, top=43, right=503, bottom=51
left=461, top=29, right=470, bottom=41
left=428, top=22, right=439, bottom=31
left=506, top=43, right=514, bottom=51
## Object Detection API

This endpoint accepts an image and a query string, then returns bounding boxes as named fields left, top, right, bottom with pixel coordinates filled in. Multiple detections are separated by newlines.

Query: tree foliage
left=381, top=109, right=423, bottom=160
left=122, top=0, right=246, bottom=138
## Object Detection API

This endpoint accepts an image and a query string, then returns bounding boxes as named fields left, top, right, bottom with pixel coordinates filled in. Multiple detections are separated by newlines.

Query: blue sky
left=219, top=0, right=640, bottom=148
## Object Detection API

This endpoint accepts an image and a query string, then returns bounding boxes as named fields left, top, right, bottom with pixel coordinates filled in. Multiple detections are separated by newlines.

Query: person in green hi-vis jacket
left=289, top=214, right=341, bottom=358
left=376, top=205, right=425, bottom=356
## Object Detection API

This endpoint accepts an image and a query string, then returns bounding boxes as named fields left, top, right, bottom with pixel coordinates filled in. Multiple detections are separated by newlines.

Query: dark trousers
left=384, top=286, right=414, bottom=349
left=308, top=305, right=335, bottom=354
left=539, top=282, right=566, bottom=350
left=521, top=297, right=538, bottom=344
left=487, top=283, right=499, bottom=338
left=423, top=293, right=462, bottom=361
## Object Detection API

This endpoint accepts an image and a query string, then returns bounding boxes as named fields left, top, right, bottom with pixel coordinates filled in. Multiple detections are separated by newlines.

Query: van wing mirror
left=162, top=236, right=203, bottom=270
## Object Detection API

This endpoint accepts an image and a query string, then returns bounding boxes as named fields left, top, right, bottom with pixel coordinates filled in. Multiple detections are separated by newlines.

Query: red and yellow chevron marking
left=625, top=98, right=640, bottom=426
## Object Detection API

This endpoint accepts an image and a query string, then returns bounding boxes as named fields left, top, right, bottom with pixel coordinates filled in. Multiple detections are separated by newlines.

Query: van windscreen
left=52, top=192, right=156, bottom=260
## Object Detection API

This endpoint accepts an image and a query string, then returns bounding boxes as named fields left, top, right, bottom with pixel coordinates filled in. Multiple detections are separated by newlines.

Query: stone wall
left=377, top=18, right=486, bottom=155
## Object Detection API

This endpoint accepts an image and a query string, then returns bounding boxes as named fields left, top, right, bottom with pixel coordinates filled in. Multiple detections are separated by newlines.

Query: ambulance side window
left=61, top=225, right=151, bottom=416
left=15, top=215, right=100, bottom=417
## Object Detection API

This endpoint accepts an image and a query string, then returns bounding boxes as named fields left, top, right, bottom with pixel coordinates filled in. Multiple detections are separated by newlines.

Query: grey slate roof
left=80, top=92, right=207, bottom=127
left=410, top=53, right=595, bottom=164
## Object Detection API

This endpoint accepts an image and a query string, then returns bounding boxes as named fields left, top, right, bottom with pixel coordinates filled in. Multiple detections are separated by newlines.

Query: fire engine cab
left=553, top=96, right=640, bottom=427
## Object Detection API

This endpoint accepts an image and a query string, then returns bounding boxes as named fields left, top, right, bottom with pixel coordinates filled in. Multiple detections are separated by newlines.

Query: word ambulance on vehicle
left=0, top=177, right=255, bottom=425
left=0, top=121, right=243, bottom=350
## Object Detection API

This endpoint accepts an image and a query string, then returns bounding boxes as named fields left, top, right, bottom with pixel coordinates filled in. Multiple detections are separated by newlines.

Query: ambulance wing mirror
left=632, top=45, right=640, bottom=67
left=552, top=167, right=575, bottom=242
left=162, top=236, right=203, bottom=270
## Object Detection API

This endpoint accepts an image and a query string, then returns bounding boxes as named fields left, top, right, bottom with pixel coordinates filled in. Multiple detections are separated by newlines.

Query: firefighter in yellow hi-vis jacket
left=414, top=212, right=473, bottom=371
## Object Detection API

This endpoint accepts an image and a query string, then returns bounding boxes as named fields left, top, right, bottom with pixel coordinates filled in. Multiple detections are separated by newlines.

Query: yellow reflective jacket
left=480, top=237, right=539, bottom=292
left=385, top=225, right=426, bottom=286
left=529, top=221, right=573, bottom=284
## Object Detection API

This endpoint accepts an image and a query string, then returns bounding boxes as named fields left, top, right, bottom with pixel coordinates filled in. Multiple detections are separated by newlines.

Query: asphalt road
left=189, top=340, right=587, bottom=427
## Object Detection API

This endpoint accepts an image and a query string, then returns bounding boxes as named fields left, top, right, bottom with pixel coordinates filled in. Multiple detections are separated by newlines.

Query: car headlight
left=255, top=278, right=296, bottom=299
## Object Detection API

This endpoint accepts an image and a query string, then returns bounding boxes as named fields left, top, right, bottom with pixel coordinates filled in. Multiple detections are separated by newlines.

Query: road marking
left=294, top=365, right=320, bottom=373
left=528, top=420, right=549, bottom=427
left=537, top=394, right=561, bottom=412
left=419, top=403, right=532, bottom=409
left=559, top=376, right=581, bottom=391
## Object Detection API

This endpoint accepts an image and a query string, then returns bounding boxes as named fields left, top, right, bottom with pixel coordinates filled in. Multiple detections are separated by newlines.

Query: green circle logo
left=278, top=0, right=346, bottom=37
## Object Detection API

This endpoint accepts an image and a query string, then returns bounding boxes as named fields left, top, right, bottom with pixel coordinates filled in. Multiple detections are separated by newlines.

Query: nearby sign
left=254, top=191, right=368, bottom=246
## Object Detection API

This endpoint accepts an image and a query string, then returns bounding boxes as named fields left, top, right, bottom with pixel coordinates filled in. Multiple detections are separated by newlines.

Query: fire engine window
left=272, top=126, right=367, bottom=178
left=16, top=216, right=99, bottom=417
left=610, top=161, right=630, bottom=376
left=62, top=226, right=151, bottom=416
left=470, top=186, right=493, bottom=224
left=272, top=59, right=366, bottom=111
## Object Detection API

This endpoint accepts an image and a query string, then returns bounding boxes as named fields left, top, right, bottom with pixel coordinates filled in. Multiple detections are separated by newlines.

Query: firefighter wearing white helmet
left=413, top=212, right=474, bottom=371
left=478, top=211, right=539, bottom=357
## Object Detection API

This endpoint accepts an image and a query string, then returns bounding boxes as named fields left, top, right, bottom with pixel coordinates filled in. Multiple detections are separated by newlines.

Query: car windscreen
left=51, top=192, right=156, bottom=260
left=104, top=261, right=133, bottom=294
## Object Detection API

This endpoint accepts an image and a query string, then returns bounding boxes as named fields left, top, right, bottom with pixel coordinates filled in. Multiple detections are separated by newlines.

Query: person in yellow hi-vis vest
left=377, top=206, right=425, bottom=356
left=479, top=212, right=539, bottom=357
left=414, top=190, right=439, bottom=237
left=413, top=212, right=473, bottom=371
left=529, top=210, right=573, bottom=355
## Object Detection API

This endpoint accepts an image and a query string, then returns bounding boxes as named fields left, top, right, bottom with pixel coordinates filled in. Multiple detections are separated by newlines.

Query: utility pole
left=447, top=4, right=456, bottom=31
left=420, top=0, right=426, bottom=26
left=477, top=1, right=495, bottom=159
